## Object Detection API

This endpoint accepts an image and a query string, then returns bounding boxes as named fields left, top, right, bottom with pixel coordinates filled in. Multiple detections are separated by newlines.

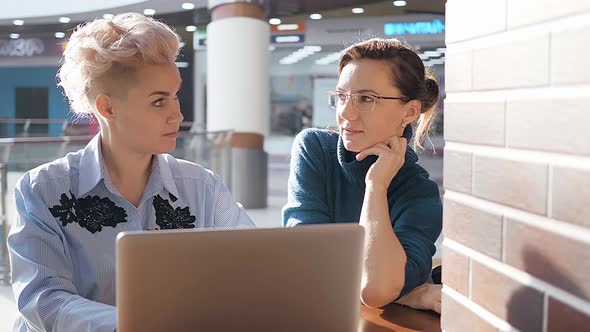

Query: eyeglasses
left=327, top=91, right=409, bottom=113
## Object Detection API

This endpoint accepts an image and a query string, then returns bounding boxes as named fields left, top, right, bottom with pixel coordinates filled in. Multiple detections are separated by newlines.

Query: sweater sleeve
left=392, top=186, right=443, bottom=298
left=282, top=129, right=332, bottom=227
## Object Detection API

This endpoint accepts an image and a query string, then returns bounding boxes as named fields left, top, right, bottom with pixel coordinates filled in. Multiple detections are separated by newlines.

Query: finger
left=373, top=143, right=391, bottom=151
left=356, top=146, right=390, bottom=161
left=388, top=137, right=408, bottom=154
left=388, top=136, right=407, bottom=147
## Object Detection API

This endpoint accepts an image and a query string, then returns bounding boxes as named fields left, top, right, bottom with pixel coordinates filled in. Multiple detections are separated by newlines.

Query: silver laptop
left=116, top=224, right=364, bottom=332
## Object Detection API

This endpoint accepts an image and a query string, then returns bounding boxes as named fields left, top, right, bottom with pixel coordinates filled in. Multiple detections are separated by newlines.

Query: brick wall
left=442, top=0, right=590, bottom=331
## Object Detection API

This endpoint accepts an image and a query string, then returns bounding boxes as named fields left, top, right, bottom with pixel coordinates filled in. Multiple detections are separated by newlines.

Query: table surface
left=359, top=303, right=441, bottom=332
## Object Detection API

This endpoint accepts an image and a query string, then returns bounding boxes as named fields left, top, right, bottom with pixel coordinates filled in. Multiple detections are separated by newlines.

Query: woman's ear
left=95, top=94, right=115, bottom=121
left=402, top=100, right=422, bottom=124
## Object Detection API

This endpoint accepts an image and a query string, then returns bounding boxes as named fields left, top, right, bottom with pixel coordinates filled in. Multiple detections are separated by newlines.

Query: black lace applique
left=152, top=193, right=196, bottom=230
left=49, top=191, right=128, bottom=234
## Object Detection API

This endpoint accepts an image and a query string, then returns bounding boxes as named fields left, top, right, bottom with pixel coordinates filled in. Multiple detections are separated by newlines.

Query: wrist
left=365, top=182, right=388, bottom=194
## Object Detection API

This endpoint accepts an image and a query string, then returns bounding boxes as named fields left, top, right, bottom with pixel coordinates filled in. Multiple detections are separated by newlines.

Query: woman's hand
left=356, top=136, right=407, bottom=192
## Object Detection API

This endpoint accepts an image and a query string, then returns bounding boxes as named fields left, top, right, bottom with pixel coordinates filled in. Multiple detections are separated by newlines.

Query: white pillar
left=206, top=0, right=269, bottom=208
left=206, top=0, right=269, bottom=137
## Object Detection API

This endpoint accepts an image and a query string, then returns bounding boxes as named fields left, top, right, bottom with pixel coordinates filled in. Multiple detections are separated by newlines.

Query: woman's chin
left=343, top=140, right=362, bottom=153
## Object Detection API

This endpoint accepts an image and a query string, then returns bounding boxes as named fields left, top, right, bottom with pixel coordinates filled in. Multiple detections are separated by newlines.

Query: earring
left=401, top=121, right=408, bottom=128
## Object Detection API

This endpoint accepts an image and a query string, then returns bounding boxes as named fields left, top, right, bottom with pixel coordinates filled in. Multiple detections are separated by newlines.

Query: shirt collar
left=78, top=134, right=105, bottom=196
left=153, top=154, right=180, bottom=199
left=77, top=135, right=180, bottom=199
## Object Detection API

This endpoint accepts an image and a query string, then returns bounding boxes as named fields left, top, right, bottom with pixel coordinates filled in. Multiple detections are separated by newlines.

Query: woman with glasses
left=8, top=13, right=253, bottom=332
left=283, top=38, right=442, bottom=313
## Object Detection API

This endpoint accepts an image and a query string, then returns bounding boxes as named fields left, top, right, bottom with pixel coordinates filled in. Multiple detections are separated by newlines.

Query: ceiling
left=0, top=1, right=446, bottom=70
left=0, top=0, right=444, bottom=37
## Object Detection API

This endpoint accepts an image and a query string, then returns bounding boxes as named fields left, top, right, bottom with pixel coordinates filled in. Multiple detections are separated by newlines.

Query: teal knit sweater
left=282, top=127, right=442, bottom=297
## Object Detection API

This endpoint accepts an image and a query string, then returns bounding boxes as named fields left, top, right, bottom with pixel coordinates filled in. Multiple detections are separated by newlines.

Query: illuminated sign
left=0, top=38, right=45, bottom=56
left=271, top=34, right=305, bottom=44
left=0, top=38, right=64, bottom=57
left=384, top=19, right=445, bottom=35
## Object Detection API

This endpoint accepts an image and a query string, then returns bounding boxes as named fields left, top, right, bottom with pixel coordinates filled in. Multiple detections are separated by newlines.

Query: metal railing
left=0, top=164, right=8, bottom=283
left=0, top=129, right=233, bottom=284
left=0, top=118, right=203, bottom=138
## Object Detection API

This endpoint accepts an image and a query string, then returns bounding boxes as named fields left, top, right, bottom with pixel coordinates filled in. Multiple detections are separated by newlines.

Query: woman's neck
left=100, top=133, right=152, bottom=207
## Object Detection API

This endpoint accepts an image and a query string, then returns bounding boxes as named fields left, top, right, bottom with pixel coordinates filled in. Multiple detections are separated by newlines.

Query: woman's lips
left=343, top=128, right=363, bottom=136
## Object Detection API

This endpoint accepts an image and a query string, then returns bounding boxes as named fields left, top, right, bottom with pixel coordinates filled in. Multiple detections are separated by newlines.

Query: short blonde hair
left=58, top=13, right=182, bottom=114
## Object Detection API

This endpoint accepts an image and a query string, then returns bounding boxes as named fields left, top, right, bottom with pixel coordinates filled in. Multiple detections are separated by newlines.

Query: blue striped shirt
left=8, top=135, right=254, bottom=332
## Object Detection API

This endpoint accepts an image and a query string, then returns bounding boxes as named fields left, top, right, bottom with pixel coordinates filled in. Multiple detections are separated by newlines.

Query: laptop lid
left=116, top=224, right=364, bottom=332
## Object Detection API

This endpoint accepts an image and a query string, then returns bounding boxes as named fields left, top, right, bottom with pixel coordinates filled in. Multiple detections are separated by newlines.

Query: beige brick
left=441, top=292, right=498, bottom=332
left=444, top=100, right=505, bottom=146
left=505, top=218, right=590, bottom=302
left=473, top=35, right=550, bottom=90
left=443, top=198, right=503, bottom=260
left=508, top=0, right=590, bottom=28
left=552, top=24, right=590, bottom=85
left=442, top=244, right=470, bottom=296
left=552, top=166, right=590, bottom=228
left=443, top=149, right=472, bottom=194
left=548, top=297, right=590, bottom=332
left=446, top=0, right=506, bottom=43
left=445, top=50, right=472, bottom=92
left=471, top=262, right=544, bottom=332
left=473, top=155, right=548, bottom=215
left=506, top=98, right=590, bottom=155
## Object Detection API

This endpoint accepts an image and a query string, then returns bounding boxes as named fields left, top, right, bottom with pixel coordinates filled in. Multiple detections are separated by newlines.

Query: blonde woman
left=283, top=38, right=442, bottom=313
left=8, top=13, right=253, bottom=332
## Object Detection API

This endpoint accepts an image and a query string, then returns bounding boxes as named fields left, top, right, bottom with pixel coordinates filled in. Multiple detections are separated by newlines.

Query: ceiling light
left=269, top=18, right=281, bottom=25
left=186, top=25, right=197, bottom=32
left=143, top=9, right=156, bottom=16
left=12, top=20, right=24, bottom=26
left=55, top=32, right=65, bottom=38
left=175, top=62, right=189, bottom=68
left=103, top=14, right=114, bottom=19
left=424, top=51, right=441, bottom=57
left=182, top=2, right=195, bottom=10
left=280, top=46, right=322, bottom=65
left=393, top=1, right=407, bottom=7
left=309, top=13, right=322, bottom=20
left=303, top=45, right=322, bottom=52
left=436, top=47, right=446, bottom=52
left=352, top=8, right=365, bottom=14
left=280, top=58, right=298, bottom=65
left=9, top=33, right=19, bottom=39
left=59, top=17, right=71, bottom=23
left=316, top=52, right=341, bottom=65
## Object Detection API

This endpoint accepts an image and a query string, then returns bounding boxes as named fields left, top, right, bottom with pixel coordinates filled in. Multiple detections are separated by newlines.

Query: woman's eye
left=337, top=94, right=347, bottom=102
left=152, top=99, right=164, bottom=107
left=359, top=95, right=375, bottom=103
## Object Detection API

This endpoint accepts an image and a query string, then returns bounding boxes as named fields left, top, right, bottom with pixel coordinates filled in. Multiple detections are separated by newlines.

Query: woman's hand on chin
left=357, top=135, right=407, bottom=191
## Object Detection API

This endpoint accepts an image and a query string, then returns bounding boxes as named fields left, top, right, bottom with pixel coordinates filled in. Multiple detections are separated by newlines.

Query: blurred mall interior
left=0, top=0, right=446, bottom=212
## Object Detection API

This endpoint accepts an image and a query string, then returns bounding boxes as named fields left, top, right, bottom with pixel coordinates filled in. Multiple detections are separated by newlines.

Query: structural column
left=207, top=0, right=269, bottom=208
